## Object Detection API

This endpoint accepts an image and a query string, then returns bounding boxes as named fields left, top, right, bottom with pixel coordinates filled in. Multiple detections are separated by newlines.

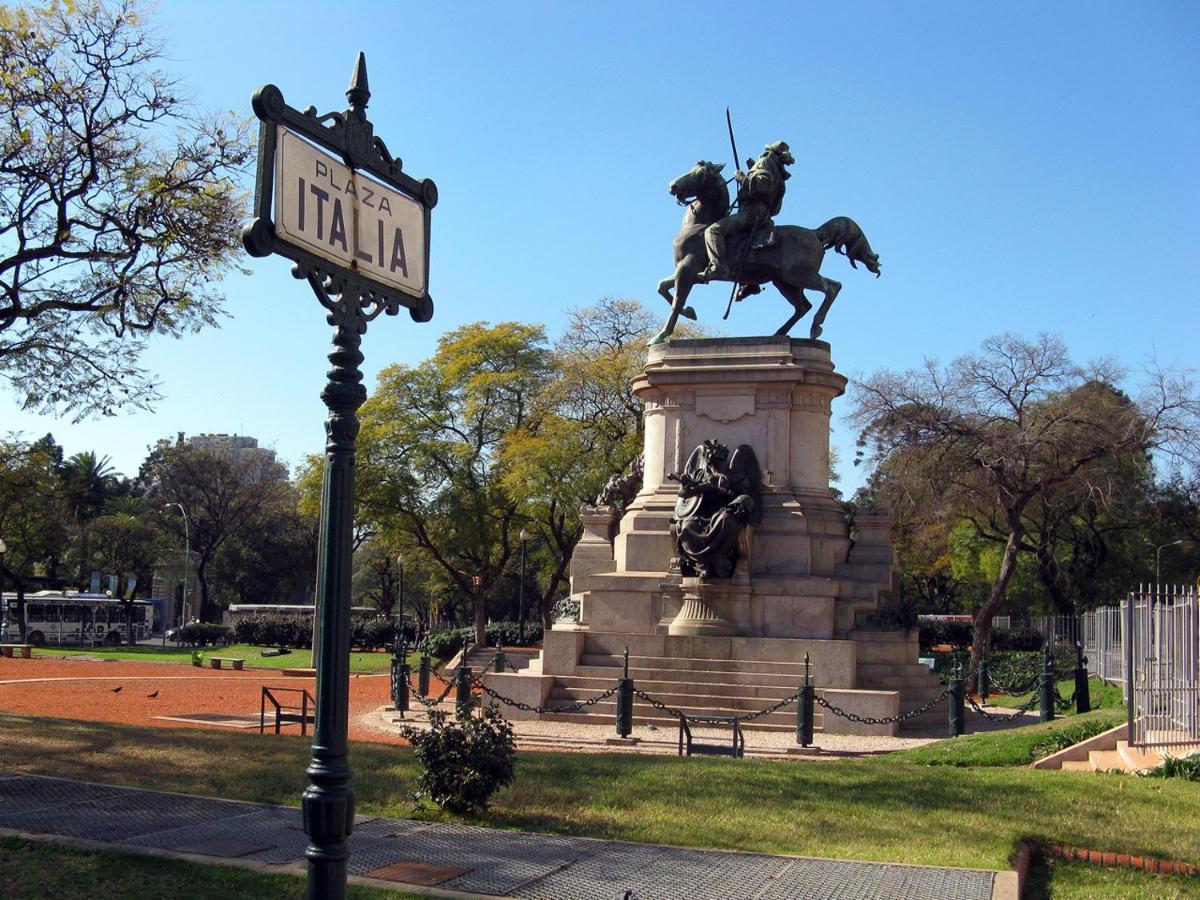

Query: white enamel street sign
left=274, top=126, right=427, bottom=299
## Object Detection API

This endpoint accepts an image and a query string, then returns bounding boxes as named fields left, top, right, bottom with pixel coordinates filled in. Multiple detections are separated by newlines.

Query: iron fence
left=1124, top=584, right=1199, bottom=752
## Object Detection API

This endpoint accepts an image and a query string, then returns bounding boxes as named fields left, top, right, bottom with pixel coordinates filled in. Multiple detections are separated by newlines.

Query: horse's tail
left=815, top=216, right=881, bottom=277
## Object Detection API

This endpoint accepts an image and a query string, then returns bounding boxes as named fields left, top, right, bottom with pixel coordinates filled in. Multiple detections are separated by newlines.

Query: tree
left=87, top=496, right=163, bottom=643
left=0, top=0, right=251, bottom=417
left=59, top=450, right=121, bottom=584
left=852, top=333, right=1198, bottom=666
left=0, top=435, right=71, bottom=637
left=500, top=298, right=655, bottom=626
left=141, top=438, right=292, bottom=622
left=358, top=322, right=551, bottom=646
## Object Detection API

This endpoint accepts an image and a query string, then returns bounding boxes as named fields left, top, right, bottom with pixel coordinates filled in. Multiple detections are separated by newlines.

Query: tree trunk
left=971, top=528, right=1024, bottom=676
left=474, top=594, right=487, bottom=647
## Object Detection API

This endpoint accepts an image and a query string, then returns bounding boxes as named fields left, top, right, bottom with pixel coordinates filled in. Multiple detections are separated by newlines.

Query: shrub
left=420, top=621, right=543, bottom=660
left=1028, top=718, right=1115, bottom=761
left=400, top=704, right=516, bottom=814
left=233, top=614, right=311, bottom=648
left=918, top=620, right=973, bottom=651
left=991, top=627, right=1044, bottom=651
left=1145, top=755, right=1200, bottom=781
left=175, top=622, right=231, bottom=646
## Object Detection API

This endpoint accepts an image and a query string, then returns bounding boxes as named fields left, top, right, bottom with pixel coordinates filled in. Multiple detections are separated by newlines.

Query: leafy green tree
left=0, top=0, right=251, bottom=417
left=358, top=322, right=550, bottom=646
left=853, top=333, right=1198, bottom=667
left=59, top=450, right=122, bottom=584
left=87, top=496, right=163, bottom=643
left=141, top=438, right=292, bottom=622
left=500, top=298, right=654, bottom=625
left=0, top=435, right=71, bottom=637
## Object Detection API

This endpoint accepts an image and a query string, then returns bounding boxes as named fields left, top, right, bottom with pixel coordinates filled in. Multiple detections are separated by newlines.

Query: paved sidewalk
left=0, top=771, right=1013, bottom=899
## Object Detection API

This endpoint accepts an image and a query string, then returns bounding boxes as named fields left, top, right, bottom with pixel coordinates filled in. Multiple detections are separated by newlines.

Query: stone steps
left=580, top=654, right=810, bottom=677
left=558, top=674, right=801, bottom=700
left=574, top=663, right=807, bottom=689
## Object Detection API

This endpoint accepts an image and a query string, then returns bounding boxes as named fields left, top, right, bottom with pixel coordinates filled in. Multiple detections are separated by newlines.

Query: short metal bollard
left=391, top=659, right=410, bottom=717
left=948, top=665, right=965, bottom=737
left=455, top=666, right=473, bottom=719
left=1039, top=646, right=1055, bottom=722
left=494, top=645, right=506, bottom=674
left=616, top=646, right=634, bottom=738
left=1074, top=642, right=1090, bottom=714
left=418, top=653, right=431, bottom=696
left=977, top=650, right=989, bottom=703
left=797, top=652, right=814, bottom=747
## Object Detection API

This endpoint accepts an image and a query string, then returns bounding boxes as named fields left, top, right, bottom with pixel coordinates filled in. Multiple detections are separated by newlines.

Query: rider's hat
left=765, top=141, right=794, bottom=164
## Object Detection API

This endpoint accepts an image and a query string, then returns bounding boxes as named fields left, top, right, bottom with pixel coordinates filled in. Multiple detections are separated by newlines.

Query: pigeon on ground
left=110, top=686, right=122, bottom=693
left=147, top=690, right=159, bottom=698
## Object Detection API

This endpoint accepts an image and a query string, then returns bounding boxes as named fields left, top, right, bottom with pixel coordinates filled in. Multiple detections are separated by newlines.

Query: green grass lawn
left=30, top=642, right=421, bottom=674
left=1, top=710, right=1196, bottom=877
left=0, top=836, right=415, bottom=899
left=1025, top=854, right=1200, bottom=899
left=987, top=676, right=1125, bottom=712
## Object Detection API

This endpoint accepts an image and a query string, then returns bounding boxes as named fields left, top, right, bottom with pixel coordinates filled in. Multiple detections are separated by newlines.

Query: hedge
left=918, top=621, right=1047, bottom=652
left=421, top=621, right=544, bottom=660
left=232, top=614, right=405, bottom=651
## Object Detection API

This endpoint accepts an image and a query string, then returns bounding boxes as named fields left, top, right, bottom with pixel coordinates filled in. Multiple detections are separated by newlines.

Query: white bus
left=1, top=591, right=153, bottom=646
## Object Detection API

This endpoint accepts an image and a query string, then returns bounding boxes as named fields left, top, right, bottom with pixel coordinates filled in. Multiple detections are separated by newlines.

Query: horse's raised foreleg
left=771, top=281, right=813, bottom=336
left=807, top=275, right=841, bottom=340
left=657, top=276, right=675, bottom=304
left=649, top=263, right=699, bottom=344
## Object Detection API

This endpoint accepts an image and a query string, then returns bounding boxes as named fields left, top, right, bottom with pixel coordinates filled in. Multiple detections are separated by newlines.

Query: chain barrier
left=631, top=688, right=802, bottom=726
left=966, top=690, right=1041, bottom=722
left=1052, top=685, right=1078, bottom=711
left=404, top=670, right=455, bottom=709
left=986, top=674, right=1041, bottom=697
left=474, top=680, right=621, bottom=715
left=817, top=687, right=951, bottom=726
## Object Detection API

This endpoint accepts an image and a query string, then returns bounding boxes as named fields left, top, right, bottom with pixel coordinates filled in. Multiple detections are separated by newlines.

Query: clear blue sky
left=4, top=1, right=1197, bottom=495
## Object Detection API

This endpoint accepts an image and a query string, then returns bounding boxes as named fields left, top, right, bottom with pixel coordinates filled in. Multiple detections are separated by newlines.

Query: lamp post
left=518, top=529, right=530, bottom=644
left=0, top=537, right=7, bottom=645
left=164, top=503, right=190, bottom=634
left=397, top=552, right=404, bottom=641
left=1156, top=539, right=1184, bottom=587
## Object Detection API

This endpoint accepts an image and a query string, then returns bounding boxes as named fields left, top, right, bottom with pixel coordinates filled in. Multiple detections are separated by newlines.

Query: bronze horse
left=652, top=160, right=881, bottom=344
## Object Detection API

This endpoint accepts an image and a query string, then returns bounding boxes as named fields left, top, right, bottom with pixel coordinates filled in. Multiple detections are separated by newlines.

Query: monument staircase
left=543, top=639, right=817, bottom=733
left=852, top=631, right=948, bottom=731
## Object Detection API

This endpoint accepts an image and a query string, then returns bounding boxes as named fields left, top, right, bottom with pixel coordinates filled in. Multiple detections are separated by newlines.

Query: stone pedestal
left=499, top=337, right=927, bottom=736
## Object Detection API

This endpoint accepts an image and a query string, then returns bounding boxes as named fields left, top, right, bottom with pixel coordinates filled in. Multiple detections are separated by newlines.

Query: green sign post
left=243, top=54, right=436, bottom=900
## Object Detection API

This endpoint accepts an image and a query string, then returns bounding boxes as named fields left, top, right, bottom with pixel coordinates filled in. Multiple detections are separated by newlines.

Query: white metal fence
left=1076, top=585, right=1199, bottom=752
left=1124, top=584, right=1199, bottom=751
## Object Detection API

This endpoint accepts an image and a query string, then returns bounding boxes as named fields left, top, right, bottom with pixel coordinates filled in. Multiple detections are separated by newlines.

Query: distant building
left=185, top=432, right=277, bottom=464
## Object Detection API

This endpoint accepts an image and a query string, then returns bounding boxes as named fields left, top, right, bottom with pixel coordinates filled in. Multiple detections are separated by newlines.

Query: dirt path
left=0, top=656, right=401, bottom=745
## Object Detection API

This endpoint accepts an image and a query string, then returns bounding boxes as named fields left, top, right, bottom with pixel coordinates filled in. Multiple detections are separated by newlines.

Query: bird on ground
left=110, top=686, right=122, bottom=693
left=147, top=690, right=159, bottom=698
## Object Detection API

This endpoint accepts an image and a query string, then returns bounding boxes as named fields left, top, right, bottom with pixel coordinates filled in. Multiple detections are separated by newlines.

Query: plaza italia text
left=295, top=160, right=409, bottom=277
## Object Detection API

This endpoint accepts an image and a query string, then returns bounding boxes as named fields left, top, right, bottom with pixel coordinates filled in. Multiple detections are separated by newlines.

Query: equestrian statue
left=651, top=130, right=881, bottom=345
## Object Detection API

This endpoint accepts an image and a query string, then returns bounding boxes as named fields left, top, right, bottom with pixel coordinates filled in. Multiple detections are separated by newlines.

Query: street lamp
left=396, top=552, right=404, bottom=641
left=164, top=503, right=190, bottom=632
left=0, top=537, right=7, bottom=645
left=1156, top=539, right=1184, bottom=586
left=518, top=529, right=531, bottom=644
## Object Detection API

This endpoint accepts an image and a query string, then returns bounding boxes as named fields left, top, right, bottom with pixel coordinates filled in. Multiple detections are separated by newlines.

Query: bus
left=1, top=591, right=153, bottom=646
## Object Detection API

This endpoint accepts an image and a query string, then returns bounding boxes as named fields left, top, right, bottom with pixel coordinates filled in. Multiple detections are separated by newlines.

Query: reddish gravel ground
left=0, top=656, right=402, bottom=745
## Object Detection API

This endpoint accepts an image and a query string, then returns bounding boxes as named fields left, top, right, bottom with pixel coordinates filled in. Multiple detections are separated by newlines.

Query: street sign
left=274, top=127, right=427, bottom=299
left=243, top=56, right=437, bottom=321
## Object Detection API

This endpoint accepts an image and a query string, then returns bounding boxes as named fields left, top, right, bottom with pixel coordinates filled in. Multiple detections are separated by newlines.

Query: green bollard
left=1039, top=645, right=1056, bottom=722
left=1074, top=642, right=1090, bottom=714
left=615, top=646, right=634, bottom=738
left=797, top=652, right=814, bottom=747
left=948, top=661, right=964, bottom=737
left=455, top=666, right=473, bottom=719
left=494, top=645, right=506, bottom=674
left=395, top=661, right=410, bottom=717
left=978, top=650, right=989, bottom=703
left=418, top=654, right=430, bottom=696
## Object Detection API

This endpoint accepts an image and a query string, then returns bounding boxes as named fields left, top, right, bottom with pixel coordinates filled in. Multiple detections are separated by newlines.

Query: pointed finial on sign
left=347, top=52, right=370, bottom=115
